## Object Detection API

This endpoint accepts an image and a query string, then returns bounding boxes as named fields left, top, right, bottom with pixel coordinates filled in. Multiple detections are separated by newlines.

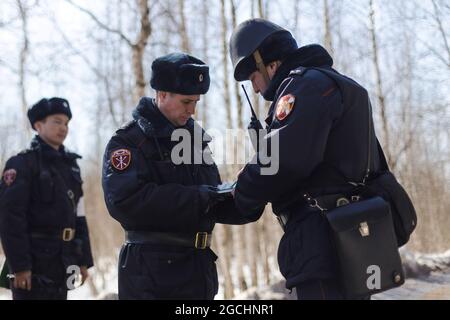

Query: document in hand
left=215, top=182, right=237, bottom=195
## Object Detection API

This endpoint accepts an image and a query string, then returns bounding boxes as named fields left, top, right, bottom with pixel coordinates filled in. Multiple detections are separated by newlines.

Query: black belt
left=125, top=231, right=212, bottom=249
left=277, top=193, right=357, bottom=231
left=31, top=228, right=76, bottom=242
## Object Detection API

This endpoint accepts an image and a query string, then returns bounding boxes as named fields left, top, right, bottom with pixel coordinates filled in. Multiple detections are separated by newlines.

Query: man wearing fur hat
left=0, top=98, right=94, bottom=300
left=229, top=19, right=381, bottom=299
left=102, top=53, right=255, bottom=300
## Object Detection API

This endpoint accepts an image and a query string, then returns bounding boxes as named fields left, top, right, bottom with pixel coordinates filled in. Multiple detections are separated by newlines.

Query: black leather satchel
left=325, top=196, right=405, bottom=298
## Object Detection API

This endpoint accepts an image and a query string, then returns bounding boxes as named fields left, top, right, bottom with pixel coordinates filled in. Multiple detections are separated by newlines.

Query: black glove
left=248, top=117, right=264, bottom=152
left=198, top=185, right=227, bottom=214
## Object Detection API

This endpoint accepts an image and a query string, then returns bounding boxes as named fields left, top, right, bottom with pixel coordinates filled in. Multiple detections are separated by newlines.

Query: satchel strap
left=363, top=97, right=373, bottom=184
left=299, top=67, right=389, bottom=211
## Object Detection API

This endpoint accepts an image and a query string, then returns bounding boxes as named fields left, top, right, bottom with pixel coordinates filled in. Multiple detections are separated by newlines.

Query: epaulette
left=117, top=120, right=136, bottom=133
left=17, top=148, right=34, bottom=156
left=289, top=66, right=307, bottom=77
left=15, top=148, right=39, bottom=176
left=65, top=150, right=82, bottom=160
left=113, top=119, right=147, bottom=149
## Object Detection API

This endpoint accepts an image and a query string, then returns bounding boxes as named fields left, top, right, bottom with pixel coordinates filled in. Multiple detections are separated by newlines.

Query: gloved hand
left=248, top=117, right=264, bottom=152
left=198, top=185, right=227, bottom=214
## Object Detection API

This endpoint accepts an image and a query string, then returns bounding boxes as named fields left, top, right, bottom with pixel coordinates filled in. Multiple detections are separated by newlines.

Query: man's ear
left=268, top=61, right=281, bottom=72
left=34, top=121, right=43, bottom=133
left=266, top=61, right=282, bottom=80
left=157, top=91, right=168, bottom=101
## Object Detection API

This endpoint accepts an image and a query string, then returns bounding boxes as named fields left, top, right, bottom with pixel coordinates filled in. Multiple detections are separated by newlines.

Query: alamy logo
left=170, top=123, right=280, bottom=176
left=66, top=265, right=81, bottom=290
left=366, top=265, right=381, bottom=290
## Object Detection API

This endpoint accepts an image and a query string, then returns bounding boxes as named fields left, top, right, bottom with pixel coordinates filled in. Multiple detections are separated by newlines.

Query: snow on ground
left=1, top=250, right=450, bottom=300
left=235, top=250, right=450, bottom=300
left=373, top=271, right=450, bottom=300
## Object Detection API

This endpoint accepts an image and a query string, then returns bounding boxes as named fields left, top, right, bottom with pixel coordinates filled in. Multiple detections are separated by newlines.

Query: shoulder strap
left=19, top=149, right=41, bottom=177
left=363, top=96, right=373, bottom=183
left=377, top=138, right=390, bottom=171
left=116, top=121, right=146, bottom=148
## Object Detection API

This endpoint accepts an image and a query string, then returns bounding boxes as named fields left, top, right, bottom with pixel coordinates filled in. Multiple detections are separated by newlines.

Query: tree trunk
left=230, top=0, right=244, bottom=129
left=233, top=225, right=248, bottom=292
left=369, top=0, right=391, bottom=166
left=178, top=0, right=190, bottom=53
left=215, top=226, right=234, bottom=299
left=200, top=0, right=209, bottom=126
left=131, top=0, right=152, bottom=103
left=220, top=0, right=233, bottom=129
left=16, top=0, right=31, bottom=140
left=258, top=0, right=265, bottom=18
left=323, top=0, right=334, bottom=56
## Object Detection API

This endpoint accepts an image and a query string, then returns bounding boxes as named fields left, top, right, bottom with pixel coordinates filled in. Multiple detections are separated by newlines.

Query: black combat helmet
left=229, top=18, right=298, bottom=81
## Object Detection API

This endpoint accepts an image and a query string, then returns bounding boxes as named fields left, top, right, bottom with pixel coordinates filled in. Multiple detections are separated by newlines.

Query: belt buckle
left=195, top=232, right=208, bottom=249
left=62, top=228, right=75, bottom=242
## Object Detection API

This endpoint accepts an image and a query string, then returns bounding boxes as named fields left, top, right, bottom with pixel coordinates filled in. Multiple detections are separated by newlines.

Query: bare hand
left=80, top=266, right=89, bottom=286
left=13, top=270, right=32, bottom=291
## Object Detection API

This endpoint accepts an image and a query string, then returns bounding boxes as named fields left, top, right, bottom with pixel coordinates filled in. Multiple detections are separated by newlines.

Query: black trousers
left=12, top=286, right=67, bottom=300
left=118, top=243, right=218, bottom=300
left=296, top=279, right=344, bottom=300
left=296, top=279, right=371, bottom=300
left=11, top=258, right=69, bottom=300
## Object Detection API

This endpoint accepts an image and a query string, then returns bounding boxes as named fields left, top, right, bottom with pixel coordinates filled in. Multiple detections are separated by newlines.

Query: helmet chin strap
left=253, top=50, right=270, bottom=86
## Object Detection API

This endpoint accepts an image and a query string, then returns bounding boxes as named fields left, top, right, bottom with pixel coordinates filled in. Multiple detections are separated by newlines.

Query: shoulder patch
left=111, top=149, right=132, bottom=171
left=3, top=169, right=17, bottom=187
left=276, top=94, right=296, bottom=121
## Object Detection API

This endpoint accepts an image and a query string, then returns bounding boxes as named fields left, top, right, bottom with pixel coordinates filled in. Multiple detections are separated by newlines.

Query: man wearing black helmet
left=0, top=98, right=94, bottom=300
left=229, top=19, right=381, bottom=299
left=102, top=53, right=255, bottom=300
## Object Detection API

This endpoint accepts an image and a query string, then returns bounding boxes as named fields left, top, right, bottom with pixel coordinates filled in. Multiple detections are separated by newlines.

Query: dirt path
left=373, top=271, right=450, bottom=300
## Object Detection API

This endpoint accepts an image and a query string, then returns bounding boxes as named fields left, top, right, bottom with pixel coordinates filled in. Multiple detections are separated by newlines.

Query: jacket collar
left=31, top=135, right=80, bottom=161
left=263, top=44, right=334, bottom=101
left=132, top=97, right=212, bottom=145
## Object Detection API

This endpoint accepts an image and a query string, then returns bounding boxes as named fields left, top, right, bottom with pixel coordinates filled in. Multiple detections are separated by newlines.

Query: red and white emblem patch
left=3, top=169, right=17, bottom=187
left=111, top=149, right=132, bottom=171
left=276, top=94, right=296, bottom=121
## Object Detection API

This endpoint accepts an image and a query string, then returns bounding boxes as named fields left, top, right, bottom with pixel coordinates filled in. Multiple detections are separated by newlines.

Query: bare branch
left=431, top=0, right=450, bottom=67
left=64, top=0, right=133, bottom=47
left=418, top=38, right=450, bottom=68
left=46, top=7, right=120, bottom=126
left=16, top=0, right=32, bottom=138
